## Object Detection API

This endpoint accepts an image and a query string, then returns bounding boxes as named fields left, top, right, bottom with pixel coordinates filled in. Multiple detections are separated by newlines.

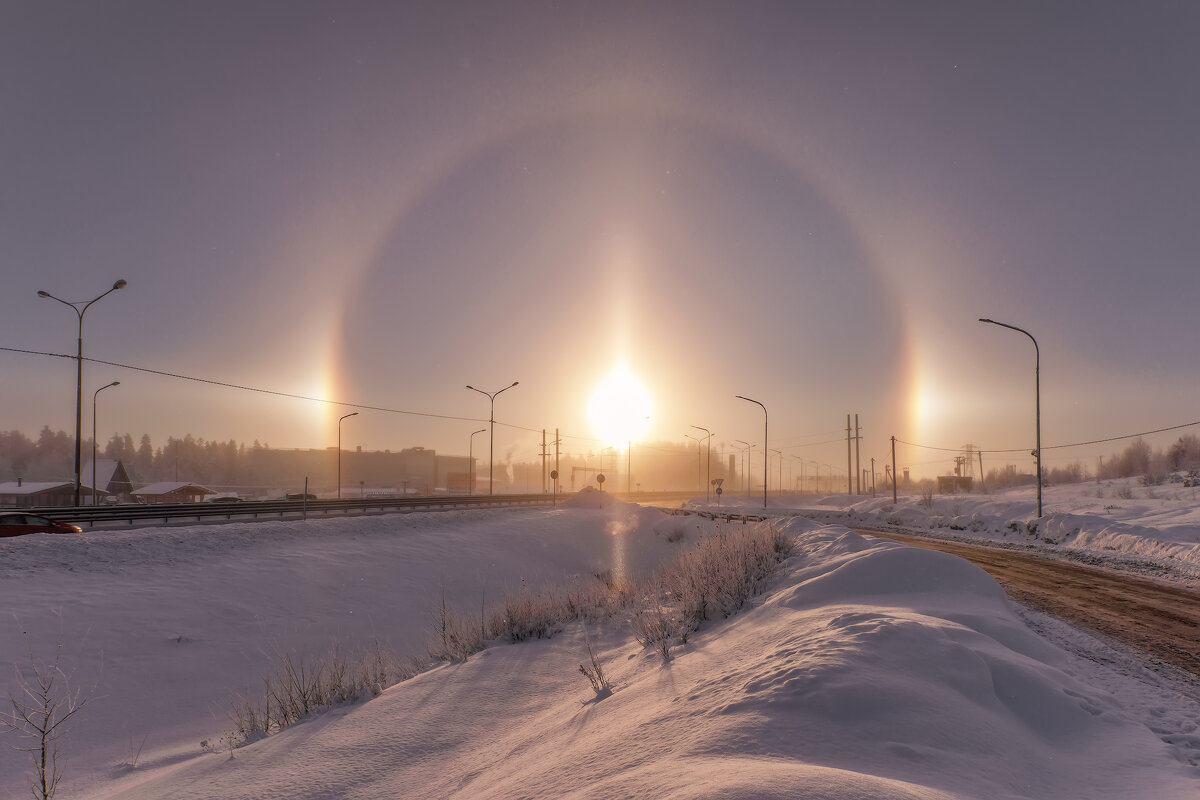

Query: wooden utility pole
left=541, top=429, right=547, bottom=494
left=870, top=458, right=876, bottom=497
left=891, top=435, right=898, bottom=503
left=846, top=414, right=853, bottom=495
left=855, top=414, right=862, bottom=495
left=978, top=450, right=985, bottom=492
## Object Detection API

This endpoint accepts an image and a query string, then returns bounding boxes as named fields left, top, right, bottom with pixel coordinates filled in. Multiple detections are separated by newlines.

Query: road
left=860, top=529, right=1200, bottom=678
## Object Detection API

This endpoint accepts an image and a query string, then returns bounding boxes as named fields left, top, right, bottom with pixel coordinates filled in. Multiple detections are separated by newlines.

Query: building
left=133, top=481, right=215, bottom=504
left=0, top=479, right=79, bottom=508
left=81, top=459, right=135, bottom=504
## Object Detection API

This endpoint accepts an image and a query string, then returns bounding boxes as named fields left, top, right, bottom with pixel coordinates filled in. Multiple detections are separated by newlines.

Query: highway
left=24, top=490, right=701, bottom=529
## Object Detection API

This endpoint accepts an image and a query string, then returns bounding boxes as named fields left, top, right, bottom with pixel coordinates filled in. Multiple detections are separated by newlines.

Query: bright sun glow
left=589, top=366, right=653, bottom=448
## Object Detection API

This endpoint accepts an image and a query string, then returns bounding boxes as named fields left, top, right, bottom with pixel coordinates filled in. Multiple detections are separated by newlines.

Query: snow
left=753, top=478, right=1200, bottom=584
left=1, top=486, right=1199, bottom=798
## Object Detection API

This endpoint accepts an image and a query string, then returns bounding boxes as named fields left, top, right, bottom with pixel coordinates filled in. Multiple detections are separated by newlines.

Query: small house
left=133, top=481, right=215, bottom=504
left=0, top=479, right=79, bottom=508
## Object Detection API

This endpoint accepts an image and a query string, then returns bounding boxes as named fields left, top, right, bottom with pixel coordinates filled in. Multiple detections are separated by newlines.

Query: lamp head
left=113, top=279, right=128, bottom=290
left=111, top=381, right=121, bottom=387
left=37, top=290, right=50, bottom=298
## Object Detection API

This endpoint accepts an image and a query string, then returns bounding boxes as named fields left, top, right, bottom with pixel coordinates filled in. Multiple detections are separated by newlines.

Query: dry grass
left=228, top=521, right=794, bottom=742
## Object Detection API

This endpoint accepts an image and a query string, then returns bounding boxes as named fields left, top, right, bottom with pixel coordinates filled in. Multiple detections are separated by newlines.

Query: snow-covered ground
left=738, top=477, right=1200, bottom=586
left=2, top=483, right=1199, bottom=799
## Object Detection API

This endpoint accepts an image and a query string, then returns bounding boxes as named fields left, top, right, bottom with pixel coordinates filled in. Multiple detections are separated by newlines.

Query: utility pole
left=978, top=450, right=985, bottom=493
left=541, top=429, right=547, bottom=493
left=870, top=458, right=876, bottom=497
left=855, top=414, right=862, bottom=495
left=846, top=414, right=853, bottom=495
left=891, top=435, right=898, bottom=503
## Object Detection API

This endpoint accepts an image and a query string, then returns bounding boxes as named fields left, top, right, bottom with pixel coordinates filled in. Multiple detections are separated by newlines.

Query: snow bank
left=753, top=480, right=1200, bottom=583
left=81, top=524, right=1198, bottom=800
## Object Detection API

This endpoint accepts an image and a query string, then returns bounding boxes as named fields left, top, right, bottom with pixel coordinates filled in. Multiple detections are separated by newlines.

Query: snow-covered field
left=2, top=483, right=1199, bottom=799
left=756, top=477, right=1200, bottom=586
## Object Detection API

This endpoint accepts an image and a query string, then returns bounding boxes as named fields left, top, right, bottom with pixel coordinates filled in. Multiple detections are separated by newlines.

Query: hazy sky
left=4, top=1, right=1199, bottom=481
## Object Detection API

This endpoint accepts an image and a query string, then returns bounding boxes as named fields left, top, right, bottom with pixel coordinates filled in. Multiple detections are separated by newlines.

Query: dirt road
left=860, top=530, right=1200, bottom=677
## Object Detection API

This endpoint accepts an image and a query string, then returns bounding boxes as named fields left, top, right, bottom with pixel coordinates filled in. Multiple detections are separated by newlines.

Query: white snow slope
left=1, top=487, right=1198, bottom=799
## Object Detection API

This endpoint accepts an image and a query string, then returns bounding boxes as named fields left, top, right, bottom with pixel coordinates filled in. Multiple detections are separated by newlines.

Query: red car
left=0, top=513, right=83, bottom=537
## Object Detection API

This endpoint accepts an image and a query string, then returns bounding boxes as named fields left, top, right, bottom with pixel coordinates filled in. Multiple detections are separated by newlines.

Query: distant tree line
left=978, top=434, right=1200, bottom=490
left=0, top=427, right=275, bottom=487
left=0, top=428, right=737, bottom=493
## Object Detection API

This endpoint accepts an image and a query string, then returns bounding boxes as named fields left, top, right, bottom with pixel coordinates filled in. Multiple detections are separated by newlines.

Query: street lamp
left=337, top=412, right=358, bottom=498
left=736, top=439, right=752, bottom=497
left=38, top=279, right=128, bottom=506
left=979, top=318, right=1043, bottom=517
left=469, top=428, right=486, bottom=495
left=91, top=381, right=120, bottom=507
left=466, top=381, right=519, bottom=495
left=770, top=449, right=783, bottom=495
left=736, top=395, right=768, bottom=509
left=691, top=425, right=712, bottom=501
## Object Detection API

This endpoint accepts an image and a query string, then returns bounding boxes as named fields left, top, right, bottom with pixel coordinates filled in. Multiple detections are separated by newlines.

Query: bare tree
left=1, top=644, right=91, bottom=800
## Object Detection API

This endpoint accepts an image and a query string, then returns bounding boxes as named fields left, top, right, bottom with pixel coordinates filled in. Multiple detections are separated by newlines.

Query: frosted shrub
left=1, top=642, right=93, bottom=800
left=493, top=586, right=558, bottom=643
left=633, top=606, right=681, bottom=662
left=657, top=524, right=793, bottom=628
left=228, top=522, right=795, bottom=745
left=578, top=629, right=613, bottom=699
left=231, top=642, right=423, bottom=743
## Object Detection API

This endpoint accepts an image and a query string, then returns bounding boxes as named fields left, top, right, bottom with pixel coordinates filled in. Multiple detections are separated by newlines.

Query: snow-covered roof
left=132, top=481, right=215, bottom=496
left=0, top=481, right=74, bottom=495
left=81, top=459, right=132, bottom=491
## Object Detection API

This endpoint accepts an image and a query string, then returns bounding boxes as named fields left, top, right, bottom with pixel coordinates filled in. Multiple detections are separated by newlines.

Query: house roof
left=0, top=481, right=75, bottom=495
left=81, top=459, right=132, bottom=491
left=133, top=482, right=215, bottom=496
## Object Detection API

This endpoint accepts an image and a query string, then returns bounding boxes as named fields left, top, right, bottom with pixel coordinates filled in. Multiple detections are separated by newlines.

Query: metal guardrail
left=25, top=493, right=557, bottom=529
left=18, top=490, right=704, bottom=530
left=662, top=508, right=768, bottom=524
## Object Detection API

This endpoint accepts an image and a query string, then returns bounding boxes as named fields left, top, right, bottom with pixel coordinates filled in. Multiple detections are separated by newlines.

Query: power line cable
left=895, top=418, right=1200, bottom=456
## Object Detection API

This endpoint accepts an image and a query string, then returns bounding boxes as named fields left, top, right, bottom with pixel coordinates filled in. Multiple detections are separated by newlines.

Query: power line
left=896, top=418, right=1200, bottom=456
left=5, top=345, right=672, bottom=449
left=2, top=345, right=524, bottom=430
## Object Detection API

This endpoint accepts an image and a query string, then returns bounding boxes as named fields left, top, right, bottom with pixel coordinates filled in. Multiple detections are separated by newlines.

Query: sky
left=4, top=1, right=1199, bottom=481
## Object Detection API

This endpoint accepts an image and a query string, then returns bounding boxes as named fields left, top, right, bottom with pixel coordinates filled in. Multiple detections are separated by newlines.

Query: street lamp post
left=466, top=381, right=519, bottom=495
left=91, top=381, right=120, bottom=507
left=38, top=279, right=128, bottom=506
left=691, top=425, right=712, bottom=501
left=736, top=395, right=768, bottom=509
left=469, top=428, right=486, bottom=495
left=337, top=412, right=358, bottom=498
left=979, top=318, right=1043, bottom=517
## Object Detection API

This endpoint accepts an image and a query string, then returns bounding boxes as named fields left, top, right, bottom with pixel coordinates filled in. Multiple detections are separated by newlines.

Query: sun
left=589, top=366, right=654, bottom=449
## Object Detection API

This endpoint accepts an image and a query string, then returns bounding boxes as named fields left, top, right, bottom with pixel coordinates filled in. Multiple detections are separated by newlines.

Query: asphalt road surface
left=861, top=530, right=1200, bottom=678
